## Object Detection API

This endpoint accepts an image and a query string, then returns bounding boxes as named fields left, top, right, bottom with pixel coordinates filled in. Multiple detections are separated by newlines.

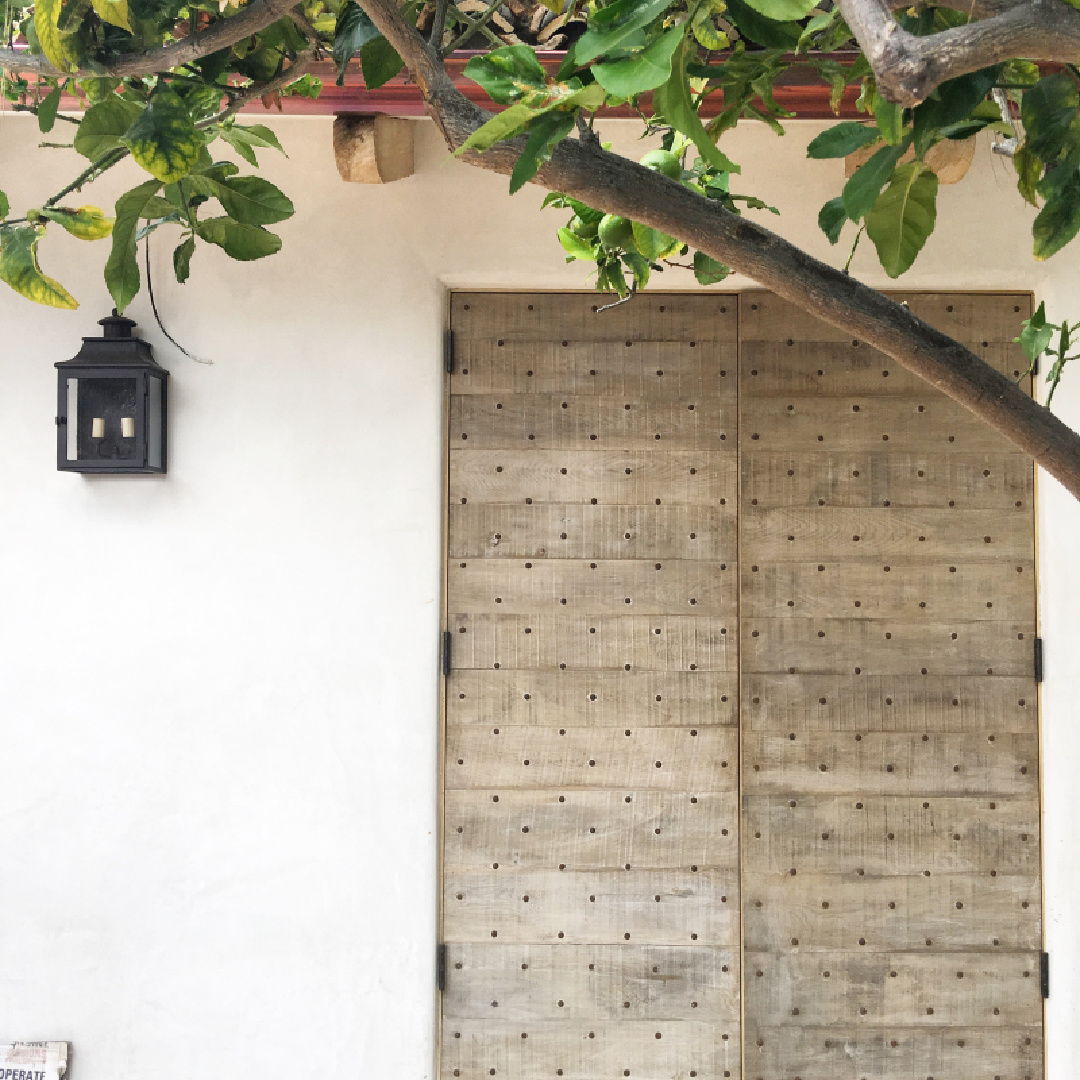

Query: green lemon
left=570, top=214, right=599, bottom=240
left=597, top=214, right=637, bottom=251
left=639, top=149, right=682, bottom=180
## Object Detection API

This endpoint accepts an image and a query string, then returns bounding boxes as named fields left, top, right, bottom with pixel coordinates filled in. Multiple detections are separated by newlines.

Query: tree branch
left=357, top=0, right=1080, bottom=499
left=0, top=0, right=301, bottom=79
left=840, top=0, right=1080, bottom=105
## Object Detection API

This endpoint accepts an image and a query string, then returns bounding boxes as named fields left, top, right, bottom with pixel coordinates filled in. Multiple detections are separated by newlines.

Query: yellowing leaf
left=35, top=0, right=83, bottom=73
left=0, top=225, right=77, bottom=309
left=91, top=0, right=132, bottom=31
left=41, top=205, right=115, bottom=240
left=123, top=90, right=202, bottom=183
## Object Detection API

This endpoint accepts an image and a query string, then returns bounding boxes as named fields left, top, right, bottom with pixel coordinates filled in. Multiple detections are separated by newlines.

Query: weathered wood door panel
left=442, top=292, right=741, bottom=1080
left=739, top=291, right=1042, bottom=1080
left=441, top=290, right=1042, bottom=1080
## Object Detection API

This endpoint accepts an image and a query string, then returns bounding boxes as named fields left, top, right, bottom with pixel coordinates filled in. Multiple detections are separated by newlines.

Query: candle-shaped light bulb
left=120, top=416, right=135, bottom=438
left=91, top=417, right=105, bottom=438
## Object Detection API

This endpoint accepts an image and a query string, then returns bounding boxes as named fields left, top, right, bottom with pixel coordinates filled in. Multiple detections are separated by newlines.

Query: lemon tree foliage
left=1, top=0, right=1079, bottom=389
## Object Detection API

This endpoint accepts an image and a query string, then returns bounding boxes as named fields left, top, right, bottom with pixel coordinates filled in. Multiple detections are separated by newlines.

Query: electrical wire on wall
left=143, top=237, right=212, bottom=365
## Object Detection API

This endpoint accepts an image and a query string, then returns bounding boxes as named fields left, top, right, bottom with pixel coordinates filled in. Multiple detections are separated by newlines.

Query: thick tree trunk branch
left=359, top=0, right=1080, bottom=501
left=840, top=0, right=1080, bottom=105
left=0, top=0, right=300, bottom=79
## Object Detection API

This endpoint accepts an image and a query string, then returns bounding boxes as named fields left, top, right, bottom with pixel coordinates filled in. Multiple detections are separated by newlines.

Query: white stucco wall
left=0, top=111, right=1076, bottom=1079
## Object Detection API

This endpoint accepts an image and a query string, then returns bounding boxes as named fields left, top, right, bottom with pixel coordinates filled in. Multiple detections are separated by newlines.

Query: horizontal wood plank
left=741, top=795, right=1039, bottom=877
left=447, top=670, right=739, bottom=727
left=450, top=560, right=736, bottom=615
left=743, top=872, right=1040, bottom=951
left=443, top=869, right=739, bottom=944
left=449, top=504, right=735, bottom=560
left=445, top=790, right=738, bottom=871
left=454, top=339, right=737, bottom=398
left=451, top=449, right=737, bottom=506
left=742, top=673, right=1036, bottom=733
left=443, top=944, right=740, bottom=1020
left=442, top=1019, right=742, bottom=1080
left=742, top=732, right=1038, bottom=796
left=452, top=394, right=733, bottom=450
left=452, top=292, right=738, bottom=342
left=743, top=951, right=1043, bottom=1026
left=741, top=619, right=1034, bottom=676
left=740, top=561, right=1034, bottom=621
left=742, top=450, right=1033, bottom=509
left=449, top=614, right=737, bottom=672
left=446, top=726, right=738, bottom=790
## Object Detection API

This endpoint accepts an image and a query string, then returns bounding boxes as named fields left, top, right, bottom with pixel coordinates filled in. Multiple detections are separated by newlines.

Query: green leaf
left=841, top=137, right=908, bottom=221
left=558, top=226, right=598, bottom=260
left=1033, top=171, right=1080, bottom=260
left=34, top=0, right=82, bottom=74
left=40, top=204, right=113, bottom=240
left=123, top=90, right=202, bottom=183
left=510, top=110, right=575, bottom=194
left=105, top=178, right=162, bottom=312
left=464, top=45, right=547, bottom=105
left=575, top=0, right=678, bottom=65
left=912, top=66, right=1000, bottom=156
left=693, top=250, right=730, bottom=285
left=173, top=236, right=194, bottom=283
left=653, top=38, right=740, bottom=175
left=1022, top=74, right=1080, bottom=162
left=458, top=102, right=536, bottom=154
left=865, top=161, right=938, bottom=277
left=209, top=176, right=294, bottom=225
left=38, top=82, right=62, bottom=134
left=632, top=219, right=676, bottom=260
left=691, top=4, right=728, bottom=50
left=739, top=0, right=817, bottom=26
left=333, top=2, right=382, bottom=86
left=73, top=95, right=143, bottom=160
left=197, top=217, right=282, bottom=260
left=593, top=24, right=684, bottom=98
left=806, top=121, right=879, bottom=159
left=0, top=225, right=77, bottom=308
left=872, top=91, right=904, bottom=146
left=722, top=0, right=801, bottom=48
left=0, top=191, right=9, bottom=219
left=1013, top=143, right=1042, bottom=207
left=818, top=195, right=847, bottom=243
left=1015, top=301, right=1055, bottom=363
left=90, top=0, right=130, bottom=31
left=361, top=36, right=404, bottom=90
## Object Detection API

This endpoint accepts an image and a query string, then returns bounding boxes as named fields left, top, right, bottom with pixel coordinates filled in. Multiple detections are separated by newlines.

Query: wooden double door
left=440, top=291, right=1042, bottom=1080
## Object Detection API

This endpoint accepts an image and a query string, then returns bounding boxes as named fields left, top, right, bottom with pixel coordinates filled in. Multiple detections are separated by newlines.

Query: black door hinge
left=442, top=630, right=452, bottom=678
left=1034, top=637, right=1044, bottom=683
left=437, top=943, right=448, bottom=991
left=1041, top=951, right=1049, bottom=998
left=445, top=329, right=455, bottom=375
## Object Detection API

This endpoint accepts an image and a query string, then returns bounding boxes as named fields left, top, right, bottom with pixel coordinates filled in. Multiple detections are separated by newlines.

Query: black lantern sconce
left=55, top=312, right=168, bottom=474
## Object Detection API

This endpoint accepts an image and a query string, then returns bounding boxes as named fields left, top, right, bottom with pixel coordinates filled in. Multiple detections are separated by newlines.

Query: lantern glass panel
left=147, top=375, right=163, bottom=470
left=73, top=376, right=138, bottom=462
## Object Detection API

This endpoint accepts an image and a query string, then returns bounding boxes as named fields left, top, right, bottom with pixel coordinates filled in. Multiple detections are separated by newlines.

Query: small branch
left=839, top=0, right=1080, bottom=105
left=430, top=0, right=450, bottom=46
left=0, top=0, right=301, bottom=79
left=43, top=146, right=128, bottom=207
left=11, top=102, right=80, bottom=123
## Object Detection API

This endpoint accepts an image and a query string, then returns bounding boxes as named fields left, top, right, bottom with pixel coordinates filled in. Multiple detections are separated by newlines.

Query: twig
left=200, top=50, right=316, bottom=127
left=430, top=0, right=450, bottom=46
left=44, top=146, right=128, bottom=207
left=595, top=283, right=637, bottom=312
left=843, top=223, right=864, bottom=273
left=11, top=102, right=80, bottom=123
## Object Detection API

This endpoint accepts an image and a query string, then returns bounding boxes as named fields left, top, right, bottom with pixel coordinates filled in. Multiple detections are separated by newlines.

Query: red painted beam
left=240, top=52, right=865, bottom=119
